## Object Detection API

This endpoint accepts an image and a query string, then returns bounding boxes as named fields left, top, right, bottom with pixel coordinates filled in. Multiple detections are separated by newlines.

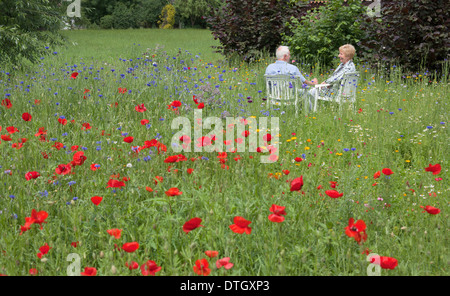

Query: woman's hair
left=276, top=46, right=290, bottom=60
left=339, top=44, right=356, bottom=59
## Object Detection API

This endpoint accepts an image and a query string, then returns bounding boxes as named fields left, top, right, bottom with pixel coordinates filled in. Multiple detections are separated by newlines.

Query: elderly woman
left=306, top=44, right=356, bottom=109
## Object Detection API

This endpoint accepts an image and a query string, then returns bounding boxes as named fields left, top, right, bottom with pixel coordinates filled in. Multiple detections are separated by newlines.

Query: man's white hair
left=276, top=46, right=290, bottom=60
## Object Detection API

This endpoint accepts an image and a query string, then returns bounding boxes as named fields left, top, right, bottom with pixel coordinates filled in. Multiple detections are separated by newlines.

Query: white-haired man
left=265, top=46, right=318, bottom=110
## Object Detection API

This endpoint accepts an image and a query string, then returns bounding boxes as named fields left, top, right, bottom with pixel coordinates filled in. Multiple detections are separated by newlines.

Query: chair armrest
left=315, top=83, right=331, bottom=89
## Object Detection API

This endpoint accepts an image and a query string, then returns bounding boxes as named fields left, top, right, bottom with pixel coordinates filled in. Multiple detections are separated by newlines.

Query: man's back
left=265, top=61, right=305, bottom=83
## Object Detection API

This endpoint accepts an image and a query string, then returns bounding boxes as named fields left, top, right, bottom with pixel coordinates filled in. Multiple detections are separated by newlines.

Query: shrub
left=283, top=0, right=365, bottom=67
left=134, top=0, right=167, bottom=28
left=206, top=0, right=311, bottom=62
left=158, top=4, right=176, bottom=29
left=359, top=0, right=450, bottom=73
left=112, top=2, right=137, bottom=29
left=0, top=0, right=64, bottom=66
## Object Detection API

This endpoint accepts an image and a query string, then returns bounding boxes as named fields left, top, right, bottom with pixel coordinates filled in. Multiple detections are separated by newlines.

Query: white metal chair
left=313, top=71, right=360, bottom=112
left=264, top=75, right=303, bottom=115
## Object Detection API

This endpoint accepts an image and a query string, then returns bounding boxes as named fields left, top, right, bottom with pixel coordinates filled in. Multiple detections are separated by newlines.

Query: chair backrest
left=337, top=72, right=359, bottom=103
left=264, top=75, right=301, bottom=102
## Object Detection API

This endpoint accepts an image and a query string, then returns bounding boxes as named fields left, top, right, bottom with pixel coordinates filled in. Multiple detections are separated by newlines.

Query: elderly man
left=265, top=46, right=318, bottom=87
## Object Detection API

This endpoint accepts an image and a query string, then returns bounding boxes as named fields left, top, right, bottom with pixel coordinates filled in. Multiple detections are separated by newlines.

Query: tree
left=158, top=3, right=176, bottom=29
left=283, top=0, right=365, bottom=67
left=0, top=0, right=64, bottom=65
left=173, top=0, right=221, bottom=28
left=359, top=0, right=450, bottom=73
left=206, top=0, right=311, bottom=62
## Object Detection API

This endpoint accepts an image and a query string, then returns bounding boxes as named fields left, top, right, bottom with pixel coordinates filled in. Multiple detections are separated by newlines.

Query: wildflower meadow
left=0, top=29, right=448, bottom=277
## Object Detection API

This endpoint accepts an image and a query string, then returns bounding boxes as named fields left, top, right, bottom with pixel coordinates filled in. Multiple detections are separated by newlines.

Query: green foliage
left=0, top=0, right=64, bottom=65
left=359, top=0, right=450, bottom=73
left=158, top=3, right=176, bottom=29
left=111, top=2, right=136, bottom=29
left=283, top=0, right=365, bottom=67
left=134, top=0, right=167, bottom=28
left=206, top=0, right=311, bottom=63
left=173, top=0, right=222, bottom=28
left=99, top=15, right=114, bottom=29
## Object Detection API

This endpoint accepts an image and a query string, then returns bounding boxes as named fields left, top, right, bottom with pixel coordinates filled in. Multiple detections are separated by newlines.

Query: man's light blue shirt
left=265, top=60, right=306, bottom=83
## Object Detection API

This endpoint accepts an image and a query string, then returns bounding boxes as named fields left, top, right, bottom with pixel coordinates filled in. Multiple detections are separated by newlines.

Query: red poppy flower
left=37, top=243, right=52, bottom=259
left=80, top=267, right=97, bottom=276
left=154, top=176, right=163, bottom=185
left=145, top=186, right=153, bottom=192
left=25, top=171, right=40, bottom=181
left=52, top=142, right=64, bottom=150
left=165, top=187, right=182, bottom=196
left=344, top=218, right=367, bottom=244
left=370, top=256, right=398, bottom=270
left=58, top=118, right=67, bottom=125
left=91, top=196, right=103, bottom=206
left=35, top=127, right=47, bottom=137
left=382, top=168, right=394, bottom=175
left=118, top=87, right=127, bottom=94
left=167, top=100, right=182, bottom=110
left=329, top=181, right=338, bottom=188
left=183, top=218, right=203, bottom=234
left=22, top=113, right=32, bottom=121
left=122, top=242, right=139, bottom=253
left=290, top=176, right=304, bottom=192
left=141, top=260, right=161, bottom=276
left=30, top=209, right=48, bottom=229
left=29, top=268, right=38, bottom=275
left=90, top=163, right=100, bottom=171
left=242, top=130, right=250, bottom=137
left=229, top=216, right=252, bottom=234
left=197, top=102, right=204, bottom=109
left=420, top=205, right=440, bottom=215
left=196, top=136, right=212, bottom=147
left=125, top=261, right=139, bottom=270
left=141, top=119, right=149, bottom=125
left=424, top=164, right=441, bottom=175
left=6, top=126, right=19, bottom=134
left=81, top=123, right=92, bottom=130
left=263, top=134, right=272, bottom=142
left=70, top=72, right=78, bottom=79
left=187, top=168, right=194, bottom=174
left=135, top=104, right=147, bottom=112
left=106, top=179, right=126, bottom=188
left=205, top=250, right=219, bottom=258
left=107, top=228, right=122, bottom=239
left=19, top=217, right=35, bottom=235
left=294, top=157, right=303, bottom=162
left=1, top=98, right=12, bottom=109
left=55, top=163, right=72, bottom=175
left=325, top=190, right=343, bottom=198
left=373, top=171, right=381, bottom=179
left=216, top=257, right=234, bottom=270
left=268, top=204, right=287, bottom=223
left=71, top=151, right=86, bottom=167
left=71, top=242, right=79, bottom=248
left=193, top=259, right=210, bottom=276
left=317, top=185, right=323, bottom=190
left=123, top=136, right=134, bottom=143
left=282, top=170, right=290, bottom=175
